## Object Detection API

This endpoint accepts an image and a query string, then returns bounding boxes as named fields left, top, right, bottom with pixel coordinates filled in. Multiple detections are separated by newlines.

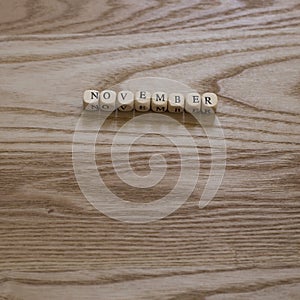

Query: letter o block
left=100, top=90, right=116, bottom=112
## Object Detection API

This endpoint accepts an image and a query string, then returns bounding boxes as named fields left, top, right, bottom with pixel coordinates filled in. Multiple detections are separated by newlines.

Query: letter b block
left=168, top=93, right=184, bottom=113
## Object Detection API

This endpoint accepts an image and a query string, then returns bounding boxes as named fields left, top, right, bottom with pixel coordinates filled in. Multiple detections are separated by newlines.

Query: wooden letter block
left=135, top=91, right=151, bottom=112
left=201, top=92, right=218, bottom=114
left=100, top=90, right=116, bottom=112
left=185, top=93, right=201, bottom=113
left=83, top=90, right=100, bottom=111
left=117, top=90, right=134, bottom=111
left=168, top=93, right=185, bottom=113
left=151, top=92, right=168, bottom=112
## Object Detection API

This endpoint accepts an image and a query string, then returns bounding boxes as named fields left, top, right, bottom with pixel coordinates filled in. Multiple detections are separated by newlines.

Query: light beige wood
left=100, top=90, right=116, bottom=112
left=117, top=90, right=134, bottom=111
left=151, top=91, right=168, bottom=112
left=135, top=91, right=151, bottom=112
left=185, top=92, right=202, bottom=113
left=168, top=93, right=184, bottom=113
left=0, top=0, right=300, bottom=299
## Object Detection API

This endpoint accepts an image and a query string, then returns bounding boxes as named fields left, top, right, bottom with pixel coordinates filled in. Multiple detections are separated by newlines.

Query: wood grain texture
left=0, top=0, right=300, bottom=299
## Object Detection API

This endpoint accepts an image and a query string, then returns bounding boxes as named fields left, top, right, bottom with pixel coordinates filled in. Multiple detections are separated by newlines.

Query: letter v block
left=117, top=91, right=134, bottom=111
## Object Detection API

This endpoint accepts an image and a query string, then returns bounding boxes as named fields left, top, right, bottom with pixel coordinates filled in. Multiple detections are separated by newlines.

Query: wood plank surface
left=0, top=0, right=299, bottom=299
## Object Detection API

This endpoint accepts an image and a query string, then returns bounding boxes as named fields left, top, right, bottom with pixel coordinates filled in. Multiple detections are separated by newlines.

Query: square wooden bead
left=135, top=91, right=151, bottom=112
left=151, top=92, right=168, bottom=112
left=117, top=90, right=134, bottom=111
left=185, top=93, right=201, bottom=113
left=201, top=92, right=218, bottom=114
left=100, top=90, right=116, bottom=112
left=168, top=93, right=185, bottom=113
left=83, top=90, right=100, bottom=111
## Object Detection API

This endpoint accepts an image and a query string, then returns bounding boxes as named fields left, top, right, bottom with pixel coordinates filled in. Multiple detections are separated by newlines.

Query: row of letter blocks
left=83, top=90, right=218, bottom=114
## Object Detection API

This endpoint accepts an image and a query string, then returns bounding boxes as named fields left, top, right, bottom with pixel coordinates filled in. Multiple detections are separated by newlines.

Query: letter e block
left=135, top=91, right=151, bottom=112
left=185, top=93, right=201, bottom=113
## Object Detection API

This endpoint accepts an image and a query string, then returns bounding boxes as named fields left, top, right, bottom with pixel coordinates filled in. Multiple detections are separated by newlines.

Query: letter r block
left=201, top=92, right=218, bottom=114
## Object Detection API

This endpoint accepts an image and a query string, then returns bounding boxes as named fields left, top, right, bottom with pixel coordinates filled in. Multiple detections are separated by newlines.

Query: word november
left=83, top=90, right=218, bottom=114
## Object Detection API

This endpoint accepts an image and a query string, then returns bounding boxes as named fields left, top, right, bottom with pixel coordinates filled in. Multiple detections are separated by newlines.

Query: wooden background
left=0, top=0, right=300, bottom=299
